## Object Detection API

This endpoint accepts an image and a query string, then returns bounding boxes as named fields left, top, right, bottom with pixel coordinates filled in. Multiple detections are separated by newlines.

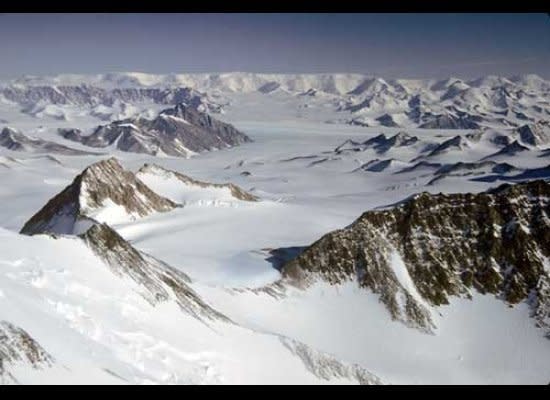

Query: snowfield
left=0, top=72, right=549, bottom=385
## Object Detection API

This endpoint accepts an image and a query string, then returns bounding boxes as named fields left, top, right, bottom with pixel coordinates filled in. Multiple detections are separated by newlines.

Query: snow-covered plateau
left=0, top=72, right=549, bottom=385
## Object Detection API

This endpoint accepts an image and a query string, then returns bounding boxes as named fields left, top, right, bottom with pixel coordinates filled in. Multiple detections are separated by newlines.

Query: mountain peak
left=281, top=180, right=550, bottom=334
left=61, top=103, right=252, bottom=158
left=517, top=122, right=550, bottom=147
left=20, top=158, right=177, bottom=236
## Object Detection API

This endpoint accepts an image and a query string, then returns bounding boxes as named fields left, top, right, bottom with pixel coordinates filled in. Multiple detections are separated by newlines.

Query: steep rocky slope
left=80, top=223, right=228, bottom=322
left=0, top=127, right=100, bottom=156
left=282, top=180, right=550, bottom=334
left=20, top=158, right=177, bottom=235
left=0, top=321, right=54, bottom=384
left=61, top=103, right=251, bottom=157
left=516, top=122, right=550, bottom=147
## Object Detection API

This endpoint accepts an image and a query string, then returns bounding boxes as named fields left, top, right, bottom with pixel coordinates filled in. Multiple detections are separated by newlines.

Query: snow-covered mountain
left=1, top=71, right=549, bottom=385
left=58, top=103, right=252, bottom=158
left=0, top=127, right=100, bottom=156
left=1, top=72, right=548, bottom=130
left=136, top=164, right=258, bottom=204
left=281, top=180, right=550, bottom=334
left=20, top=158, right=178, bottom=235
left=4, top=158, right=384, bottom=385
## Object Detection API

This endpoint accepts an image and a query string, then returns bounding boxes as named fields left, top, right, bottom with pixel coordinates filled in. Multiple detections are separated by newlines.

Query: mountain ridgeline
left=5, top=72, right=548, bottom=130
left=19, top=158, right=178, bottom=236
left=59, top=103, right=252, bottom=157
left=281, top=180, right=550, bottom=335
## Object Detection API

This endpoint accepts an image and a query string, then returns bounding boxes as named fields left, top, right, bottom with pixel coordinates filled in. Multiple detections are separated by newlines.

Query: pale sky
left=0, top=13, right=548, bottom=79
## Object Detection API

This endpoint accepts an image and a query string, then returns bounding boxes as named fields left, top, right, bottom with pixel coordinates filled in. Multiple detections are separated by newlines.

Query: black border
left=1, top=2, right=549, bottom=12
left=0, top=4, right=549, bottom=392
left=0, top=383, right=549, bottom=391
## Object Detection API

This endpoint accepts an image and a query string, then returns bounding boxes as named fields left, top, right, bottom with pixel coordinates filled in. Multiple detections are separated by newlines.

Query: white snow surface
left=0, top=73, right=549, bottom=384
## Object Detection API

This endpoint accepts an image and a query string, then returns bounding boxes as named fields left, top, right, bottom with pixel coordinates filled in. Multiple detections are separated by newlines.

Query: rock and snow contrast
left=2, top=72, right=548, bottom=130
left=58, top=103, right=252, bottom=158
left=0, top=72, right=550, bottom=385
left=0, top=127, right=101, bottom=156
left=19, top=158, right=178, bottom=235
left=282, top=180, right=550, bottom=333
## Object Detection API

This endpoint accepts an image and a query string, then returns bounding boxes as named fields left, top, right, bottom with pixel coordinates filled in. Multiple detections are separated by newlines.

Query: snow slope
left=0, top=228, right=381, bottom=385
left=0, top=72, right=549, bottom=384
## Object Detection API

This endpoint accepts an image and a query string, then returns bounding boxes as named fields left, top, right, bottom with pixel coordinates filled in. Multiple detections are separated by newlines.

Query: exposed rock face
left=137, top=164, right=258, bottom=202
left=1, top=85, right=222, bottom=113
left=517, top=122, right=550, bottom=147
left=0, top=321, right=54, bottom=384
left=282, top=180, right=550, bottom=334
left=354, top=159, right=404, bottom=173
left=425, top=135, right=469, bottom=157
left=434, top=161, right=518, bottom=178
left=80, top=224, right=227, bottom=322
left=57, top=128, right=83, bottom=142
left=483, top=140, right=530, bottom=160
left=376, top=113, right=400, bottom=127
left=335, top=132, right=418, bottom=155
left=61, top=103, right=252, bottom=157
left=418, top=113, right=481, bottom=129
left=20, top=158, right=177, bottom=235
left=0, top=127, right=100, bottom=156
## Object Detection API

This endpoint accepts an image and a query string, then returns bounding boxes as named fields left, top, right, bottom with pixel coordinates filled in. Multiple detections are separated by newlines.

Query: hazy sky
left=0, top=13, right=548, bottom=79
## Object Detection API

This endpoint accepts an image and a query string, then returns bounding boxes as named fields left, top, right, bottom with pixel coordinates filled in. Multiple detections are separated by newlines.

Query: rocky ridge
left=60, top=103, right=251, bottom=157
left=281, top=180, right=550, bottom=335
left=0, top=127, right=100, bottom=156
left=19, top=158, right=178, bottom=235
left=0, top=321, right=54, bottom=384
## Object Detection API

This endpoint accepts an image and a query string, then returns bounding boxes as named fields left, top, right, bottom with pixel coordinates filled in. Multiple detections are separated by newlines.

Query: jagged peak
left=0, top=126, right=23, bottom=142
left=20, top=158, right=177, bottom=236
left=81, top=157, right=123, bottom=174
left=282, top=180, right=550, bottom=333
left=504, top=140, right=530, bottom=151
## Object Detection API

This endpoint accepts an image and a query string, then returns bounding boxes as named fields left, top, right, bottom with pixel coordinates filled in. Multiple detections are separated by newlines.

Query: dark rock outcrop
left=419, top=114, right=481, bottom=129
left=281, top=180, right=550, bottom=335
left=482, top=140, right=530, bottom=160
left=61, top=103, right=252, bottom=157
left=20, top=158, right=177, bottom=235
left=0, top=127, right=100, bottom=156
left=517, top=122, right=550, bottom=147
left=80, top=223, right=227, bottom=322
left=0, top=321, right=54, bottom=384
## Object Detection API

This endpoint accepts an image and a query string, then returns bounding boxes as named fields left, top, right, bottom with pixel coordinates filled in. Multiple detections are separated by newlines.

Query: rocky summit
left=281, top=180, right=550, bottom=334
left=19, top=158, right=177, bottom=235
left=61, top=103, right=252, bottom=157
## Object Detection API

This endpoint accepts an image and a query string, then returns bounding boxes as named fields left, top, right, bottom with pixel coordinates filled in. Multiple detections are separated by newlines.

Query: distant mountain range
left=57, top=103, right=252, bottom=157
left=2, top=72, right=548, bottom=129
